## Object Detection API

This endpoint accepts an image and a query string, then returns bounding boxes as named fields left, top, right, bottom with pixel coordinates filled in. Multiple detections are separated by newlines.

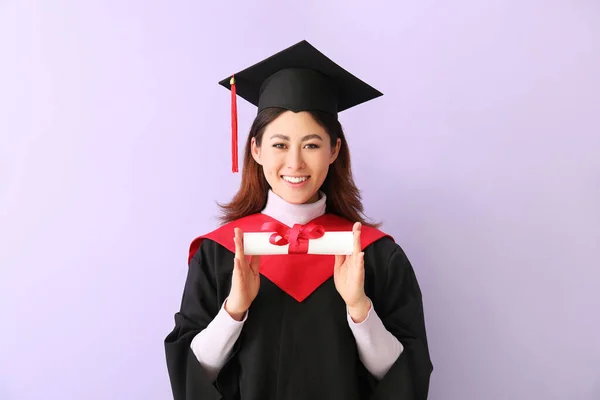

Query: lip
left=281, top=175, right=310, bottom=188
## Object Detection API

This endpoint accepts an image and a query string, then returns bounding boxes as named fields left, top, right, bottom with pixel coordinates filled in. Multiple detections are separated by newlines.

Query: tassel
left=231, top=75, right=238, bottom=173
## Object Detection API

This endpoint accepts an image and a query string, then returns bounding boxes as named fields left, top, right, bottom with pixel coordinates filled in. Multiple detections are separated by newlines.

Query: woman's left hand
left=334, top=222, right=371, bottom=322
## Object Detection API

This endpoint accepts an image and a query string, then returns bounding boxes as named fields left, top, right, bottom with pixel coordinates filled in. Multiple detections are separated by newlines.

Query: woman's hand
left=225, top=227, right=261, bottom=321
left=334, top=222, right=371, bottom=322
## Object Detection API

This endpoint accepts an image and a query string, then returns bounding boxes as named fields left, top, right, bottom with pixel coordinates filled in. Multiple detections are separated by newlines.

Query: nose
left=285, top=147, right=305, bottom=170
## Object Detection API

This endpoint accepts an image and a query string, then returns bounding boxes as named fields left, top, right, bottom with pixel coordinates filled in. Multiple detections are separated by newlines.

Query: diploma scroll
left=243, top=231, right=354, bottom=255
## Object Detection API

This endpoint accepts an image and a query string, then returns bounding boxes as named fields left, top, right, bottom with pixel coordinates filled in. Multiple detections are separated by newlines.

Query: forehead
left=264, top=111, right=327, bottom=138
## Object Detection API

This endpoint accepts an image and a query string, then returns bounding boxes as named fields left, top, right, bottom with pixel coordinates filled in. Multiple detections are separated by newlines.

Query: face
left=251, top=111, right=341, bottom=204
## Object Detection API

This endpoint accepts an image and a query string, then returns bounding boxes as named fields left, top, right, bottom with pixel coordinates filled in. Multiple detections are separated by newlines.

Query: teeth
left=282, top=176, right=308, bottom=183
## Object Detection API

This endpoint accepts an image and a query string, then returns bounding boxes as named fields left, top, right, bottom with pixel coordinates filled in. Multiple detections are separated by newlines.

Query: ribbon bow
left=260, top=221, right=325, bottom=254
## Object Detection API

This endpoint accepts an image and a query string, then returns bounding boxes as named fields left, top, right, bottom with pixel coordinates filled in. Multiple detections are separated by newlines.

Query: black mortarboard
left=219, top=40, right=383, bottom=173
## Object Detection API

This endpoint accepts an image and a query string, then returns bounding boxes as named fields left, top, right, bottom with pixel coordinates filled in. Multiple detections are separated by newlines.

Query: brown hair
left=217, top=107, right=380, bottom=228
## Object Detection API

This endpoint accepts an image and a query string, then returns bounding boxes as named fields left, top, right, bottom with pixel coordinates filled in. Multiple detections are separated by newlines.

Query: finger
left=249, top=255, right=261, bottom=275
left=334, top=254, right=345, bottom=274
left=233, top=257, right=241, bottom=279
left=353, top=222, right=362, bottom=256
left=334, top=254, right=351, bottom=278
left=356, top=252, right=365, bottom=270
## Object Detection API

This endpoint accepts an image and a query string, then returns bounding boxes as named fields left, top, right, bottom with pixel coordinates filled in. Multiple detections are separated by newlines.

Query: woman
left=165, top=40, right=433, bottom=400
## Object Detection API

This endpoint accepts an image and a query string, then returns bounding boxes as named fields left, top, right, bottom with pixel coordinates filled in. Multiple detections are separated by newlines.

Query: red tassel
left=231, top=75, right=238, bottom=173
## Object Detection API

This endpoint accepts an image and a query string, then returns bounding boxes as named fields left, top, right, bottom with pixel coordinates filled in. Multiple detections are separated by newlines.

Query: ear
left=251, top=137, right=262, bottom=165
left=329, top=138, right=341, bottom=164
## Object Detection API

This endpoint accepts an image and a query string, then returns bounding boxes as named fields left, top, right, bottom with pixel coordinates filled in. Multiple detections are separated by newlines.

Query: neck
left=261, top=190, right=326, bottom=227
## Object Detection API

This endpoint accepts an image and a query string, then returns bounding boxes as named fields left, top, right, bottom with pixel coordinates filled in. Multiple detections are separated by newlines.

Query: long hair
left=217, top=107, right=380, bottom=228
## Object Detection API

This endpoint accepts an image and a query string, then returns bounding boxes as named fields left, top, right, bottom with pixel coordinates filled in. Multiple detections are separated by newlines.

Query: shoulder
left=190, top=237, right=232, bottom=260
left=363, top=235, right=414, bottom=279
left=188, top=237, right=235, bottom=276
left=363, top=236, right=409, bottom=262
left=187, top=212, right=278, bottom=263
left=187, top=223, right=234, bottom=263
left=364, top=235, right=396, bottom=252
left=362, top=236, right=425, bottom=310
left=187, top=214, right=263, bottom=264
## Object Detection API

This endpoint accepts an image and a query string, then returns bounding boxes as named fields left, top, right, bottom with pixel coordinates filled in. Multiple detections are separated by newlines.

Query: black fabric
left=218, top=40, right=383, bottom=116
left=164, top=236, right=433, bottom=400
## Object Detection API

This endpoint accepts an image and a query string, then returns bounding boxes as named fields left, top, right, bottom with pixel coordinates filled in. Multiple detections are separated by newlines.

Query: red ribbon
left=261, top=222, right=325, bottom=254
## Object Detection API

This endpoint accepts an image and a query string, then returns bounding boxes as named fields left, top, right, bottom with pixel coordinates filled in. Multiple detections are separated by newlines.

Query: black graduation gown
left=164, top=232, right=433, bottom=400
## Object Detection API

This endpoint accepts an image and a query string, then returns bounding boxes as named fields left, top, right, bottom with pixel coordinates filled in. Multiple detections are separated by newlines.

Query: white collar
left=261, top=189, right=326, bottom=227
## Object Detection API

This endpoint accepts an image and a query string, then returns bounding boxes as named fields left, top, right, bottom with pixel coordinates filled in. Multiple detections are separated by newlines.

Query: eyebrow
left=269, top=134, right=323, bottom=141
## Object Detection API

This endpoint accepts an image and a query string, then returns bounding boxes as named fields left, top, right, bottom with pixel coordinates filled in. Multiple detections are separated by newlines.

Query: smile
left=281, top=176, right=309, bottom=184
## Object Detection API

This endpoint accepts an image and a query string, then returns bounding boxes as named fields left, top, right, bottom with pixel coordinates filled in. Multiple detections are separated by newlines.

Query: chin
left=273, top=186, right=319, bottom=204
left=268, top=174, right=323, bottom=204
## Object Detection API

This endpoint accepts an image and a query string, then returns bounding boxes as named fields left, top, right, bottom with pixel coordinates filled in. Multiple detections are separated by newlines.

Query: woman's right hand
left=224, top=227, right=261, bottom=321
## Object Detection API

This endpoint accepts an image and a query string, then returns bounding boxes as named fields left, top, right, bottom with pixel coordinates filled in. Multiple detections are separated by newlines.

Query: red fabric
left=187, top=213, right=393, bottom=302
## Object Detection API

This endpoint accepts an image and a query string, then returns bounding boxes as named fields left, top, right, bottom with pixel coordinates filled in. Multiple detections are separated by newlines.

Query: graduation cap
left=219, top=40, right=383, bottom=173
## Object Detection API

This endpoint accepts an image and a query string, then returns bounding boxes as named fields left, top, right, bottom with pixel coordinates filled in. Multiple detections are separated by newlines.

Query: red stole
left=188, top=213, right=393, bottom=302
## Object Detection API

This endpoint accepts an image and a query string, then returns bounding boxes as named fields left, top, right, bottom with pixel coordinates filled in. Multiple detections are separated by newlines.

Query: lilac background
left=1, top=1, right=599, bottom=399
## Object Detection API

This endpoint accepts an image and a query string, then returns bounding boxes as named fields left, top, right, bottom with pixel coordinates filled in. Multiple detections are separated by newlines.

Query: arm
left=346, top=297, right=404, bottom=380
left=164, top=240, right=239, bottom=400
left=333, top=224, right=408, bottom=382
left=189, top=299, right=247, bottom=382
left=362, top=240, right=434, bottom=400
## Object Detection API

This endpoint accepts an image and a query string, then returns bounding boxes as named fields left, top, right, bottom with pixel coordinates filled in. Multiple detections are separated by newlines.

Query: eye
left=304, top=143, right=320, bottom=149
left=272, top=143, right=287, bottom=149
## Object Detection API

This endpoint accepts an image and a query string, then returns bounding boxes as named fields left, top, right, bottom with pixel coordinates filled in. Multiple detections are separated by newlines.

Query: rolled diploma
left=243, top=231, right=354, bottom=255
